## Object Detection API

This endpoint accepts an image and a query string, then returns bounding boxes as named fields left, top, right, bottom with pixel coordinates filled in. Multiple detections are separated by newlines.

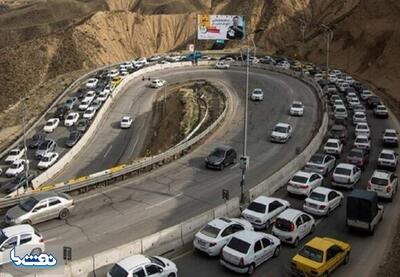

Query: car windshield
left=309, top=155, right=324, bottom=164
left=355, top=138, right=368, bottom=143
left=336, top=108, right=346, bottom=113
left=41, top=156, right=51, bottom=162
left=326, top=142, right=338, bottom=148
left=371, top=177, right=388, bottom=186
left=0, top=231, right=8, bottom=246
left=108, top=264, right=128, bottom=277
left=226, top=237, right=251, bottom=254
left=355, top=114, right=364, bottom=119
left=148, top=256, right=165, bottom=267
left=357, top=125, right=368, bottom=130
left=253, top=90, right=262, bottom=95
left=309, top=192, right=326, bottom=202
left=299, top=246, right=324, bottom=263
left=10, top=163, right=20, bottom=169
left=380, top=153, right=394, bottom=160
left=275, top=218, right=292, bottom=231
left=211, top=149, right=226, bottom=158
left=200, top=224, right=221, bottom=239
left=335, top=167, right=351, bottom=176
left=67, top=115, right=74, bottom=120
left=38, top=142, right=49, bottom=150
left=330, top=128, right=343, bottom=135
left=9, top=150, right=19, bottom=155
left=291, top=175, right=308, bottom=184
left=46, top=121, right=53, bottom=126
left=348, top=150, right=362, bottom=158
left=385, top=132, right=396, bottom=137
left=274, top=126, right=288, bottom=133
left=292, top=103, right=302, bottom=108
left=246, top=202, right=266, bottom=214
left=19, top=197, right=39, bottom=212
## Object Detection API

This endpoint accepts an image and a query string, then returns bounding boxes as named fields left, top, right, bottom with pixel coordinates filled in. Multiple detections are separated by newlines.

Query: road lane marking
left=230, top=163, right=240, bottom=169
left=315, top=218, right=324, bottom=226
left=45, top=237, right=60, bottom=243
left=104, top=145, right=113, bottom=158
left=145, top=193, right=184, bottom=210
left=171, top=249, right=194, bottom=261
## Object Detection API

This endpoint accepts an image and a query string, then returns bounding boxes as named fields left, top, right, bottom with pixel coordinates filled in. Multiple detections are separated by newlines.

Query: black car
left=76, top=118, right=89, bottom=133
left=76, top=88, right=88, bottom=100
left=205, top=145, right=237, bottom=170
left=55, top=106, right=68, bottom=120
left=352, top=82, right=365, bottom=93
left=329, top=124, right=348, bottom=143
left=66, top=130, right=82, bottom=147
left=28, top=133, right=46, bottom=149
left=366, top=96, right=381, bottom=109
left=64, top=96, right=78, bottom=110
left=1, top=173, right=35, bottom=195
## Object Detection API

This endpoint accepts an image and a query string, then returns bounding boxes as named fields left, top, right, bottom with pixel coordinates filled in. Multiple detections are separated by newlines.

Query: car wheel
left=219, top=164, right=224, bottom=171
left=343, top=253, right=350, bottom=265
left=265, top=220, right=271, bottom=229
left=247, top=264, right=255, bottom=275
left=326, top=208, right=331, bottom=216
left=310, top=225, right=315, bottom=234
left=273, top=245, right=281, bottom=257
left=22, top=219, right=32, bottom=225
left=30, top=248, right=42, bottom=255
left=293, top=238, right=299, bottom=248
left=59, top=209, right=70, bottom=220
left=369, top=224, right=375, bottom=235
left=167, top=274, right=176, bottom=277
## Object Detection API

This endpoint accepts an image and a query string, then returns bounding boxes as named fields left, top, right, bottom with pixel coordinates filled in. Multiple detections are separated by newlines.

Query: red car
left=346, top=148, right=369, bottom=170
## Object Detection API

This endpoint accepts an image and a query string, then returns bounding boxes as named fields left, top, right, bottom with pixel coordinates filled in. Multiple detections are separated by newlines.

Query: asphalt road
left=171, top=91, right=400, bottom=277
left=0, top=66, right=319, bottom=268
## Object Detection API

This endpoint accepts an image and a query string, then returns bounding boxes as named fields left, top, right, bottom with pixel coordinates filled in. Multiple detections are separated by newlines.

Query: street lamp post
left=321, top=24, right=333, bottom=79
left=21, top=95, right=29, bottom=196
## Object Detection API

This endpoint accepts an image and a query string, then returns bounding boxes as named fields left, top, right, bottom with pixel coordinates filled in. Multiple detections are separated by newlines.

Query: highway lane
left=16, top=67, right=320, bottom=262
left=172, top=92, right=400, bottom=276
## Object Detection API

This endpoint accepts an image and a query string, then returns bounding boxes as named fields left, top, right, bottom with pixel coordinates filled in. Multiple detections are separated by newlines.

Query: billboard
left=197, top=15, right=245, bottom=40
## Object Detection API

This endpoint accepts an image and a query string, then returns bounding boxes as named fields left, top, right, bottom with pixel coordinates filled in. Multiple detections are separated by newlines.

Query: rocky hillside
left=0, top=0, right=399, bottom=148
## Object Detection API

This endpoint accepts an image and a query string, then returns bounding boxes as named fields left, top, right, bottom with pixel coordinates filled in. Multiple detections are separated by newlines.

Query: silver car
left=305, top=153, right=336, bottom=176
left=5, top=192, right=74, bottom=225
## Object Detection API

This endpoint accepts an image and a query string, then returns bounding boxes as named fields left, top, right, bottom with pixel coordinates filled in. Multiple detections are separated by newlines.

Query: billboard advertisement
left=197, top=15, right=245, bottom=40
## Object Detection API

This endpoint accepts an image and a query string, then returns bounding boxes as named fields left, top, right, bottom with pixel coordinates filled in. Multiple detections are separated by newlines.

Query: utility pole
left=21, top=95, right=29, bottom=196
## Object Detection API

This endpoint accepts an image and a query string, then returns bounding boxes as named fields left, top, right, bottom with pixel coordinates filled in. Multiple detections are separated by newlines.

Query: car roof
left=292, top=101, right=302, bottom=105
left=207, top=217, right=234, bottom=229
left=32, top=192, right=59, bottom=201
left=122, top=116, right=131, bottom=120
left=117, top=255, right=150, bottom=270
left=355, top=135, right=369, bottom=139
left=306, top=237, right=335, bottom=251
left=277, top=208, right=303, bottom=221
left=311, top=187, right=333, bottom=195
left=336, top=163, right=355, bottom=169
left=2, top=224, right=34, bottom=237
left=214, top=145, right=232, bottom=151
left=326, top=138, right=340, bottom=143
left=385, top=129, right=397, bottom=133
left=252, top=196, right=280, bottom=205
left=293, top=170, right=313, bottom=178
left=232, top=230, right=264, bottom=243
left=356, top=122, right=368, bottom=127
left=275, top=123, right=290, bottom=128
left=380, top=149, right=395, bottom=154
left=43, top=152, right=56, bottom=158
left=372, top=170, right=391, bottom=179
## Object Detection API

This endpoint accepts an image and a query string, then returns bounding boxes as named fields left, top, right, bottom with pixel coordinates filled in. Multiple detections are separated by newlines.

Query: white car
left=360, top=89, right=373, bottom=100
left=220, top=230, right=280, bottom=275
left=353, top=104, right=366, bottom=113
left=353, top=112, right=367, bottom=125
left=328, top=74, right=337, bottom=83
left=5, top=148, right=26, bottom=164
left=241, top=196, right=290, bottom=230
left=323, top=138, right=343, bottom=156
left=136, top=57, right=148, bottom=65
left=305, top=153, right=336, bottom=176
left=83, top=90, right=96, bottom=102
left=331, top=163, right=361, bottom=189
left=303, top=187, right=343, bottom=216
left=0, top=225, right=44, bottom=265
left=108, top=69, right=119, bottom=78
left=333, top=99, right=345, bottom=108
left=355, top=122, right=370, bottom=138
left=120, top=116, right=133, bottom=129
left=215, top=61, right=230, bottom=69
left=290, top=101, right=304, bottom=116
left=43, top=118, right=60, bottom=133
left=382, top=129, right=399, bottom=147
left=368, top=170, right=398, bottom=201
left=334, top=105, right=348, bottom=120
left=5, top=159, right=28, bottom=177
left=37, top=152, right=59, bottom=170
left=193, top=217, right=253, bottom=256
left=250, top=88, right=264, bottom=101
left=377, top=149, right=398, bottom=171
left=276, top=61, right=290, bottom=70
left=149, top=55, right=162, bottom=62
left=313, top=73, right=323, bottom=82
left=287, top=171, right=323, bottom=196
left=353, top=135, right=371, bottom=151
left=272, top=208, right=315, bottom=247
left=97, top=91, right=109, bottom=102
left=107, top=255, right=177, bottom=277
left=348, top=98, right=361, bottom=109
left=338, top=82, right=350, bottom=92
left=270, top=123, right=292, bottom=143
left=79, top=99, right=92, bottom=111
left=344, top=75, right=355, bottom=85
left=150, top=79, right=167, bottom=88
left=64, top=112, right=79, bottom=127
left=121, top=61, right=133, bottom=69
left=83, top=107, right=96, bottom=120
left=85, top=78, right=98, bottom=88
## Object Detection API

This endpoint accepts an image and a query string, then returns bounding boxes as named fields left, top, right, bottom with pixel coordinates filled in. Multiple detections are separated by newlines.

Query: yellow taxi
left=112, top=76, right=123, bottom=87
left=290, top=236, right=351, bottom=277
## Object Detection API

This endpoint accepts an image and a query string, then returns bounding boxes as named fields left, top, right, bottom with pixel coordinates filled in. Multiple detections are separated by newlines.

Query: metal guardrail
left=0, top=60, right=323, bottom=209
